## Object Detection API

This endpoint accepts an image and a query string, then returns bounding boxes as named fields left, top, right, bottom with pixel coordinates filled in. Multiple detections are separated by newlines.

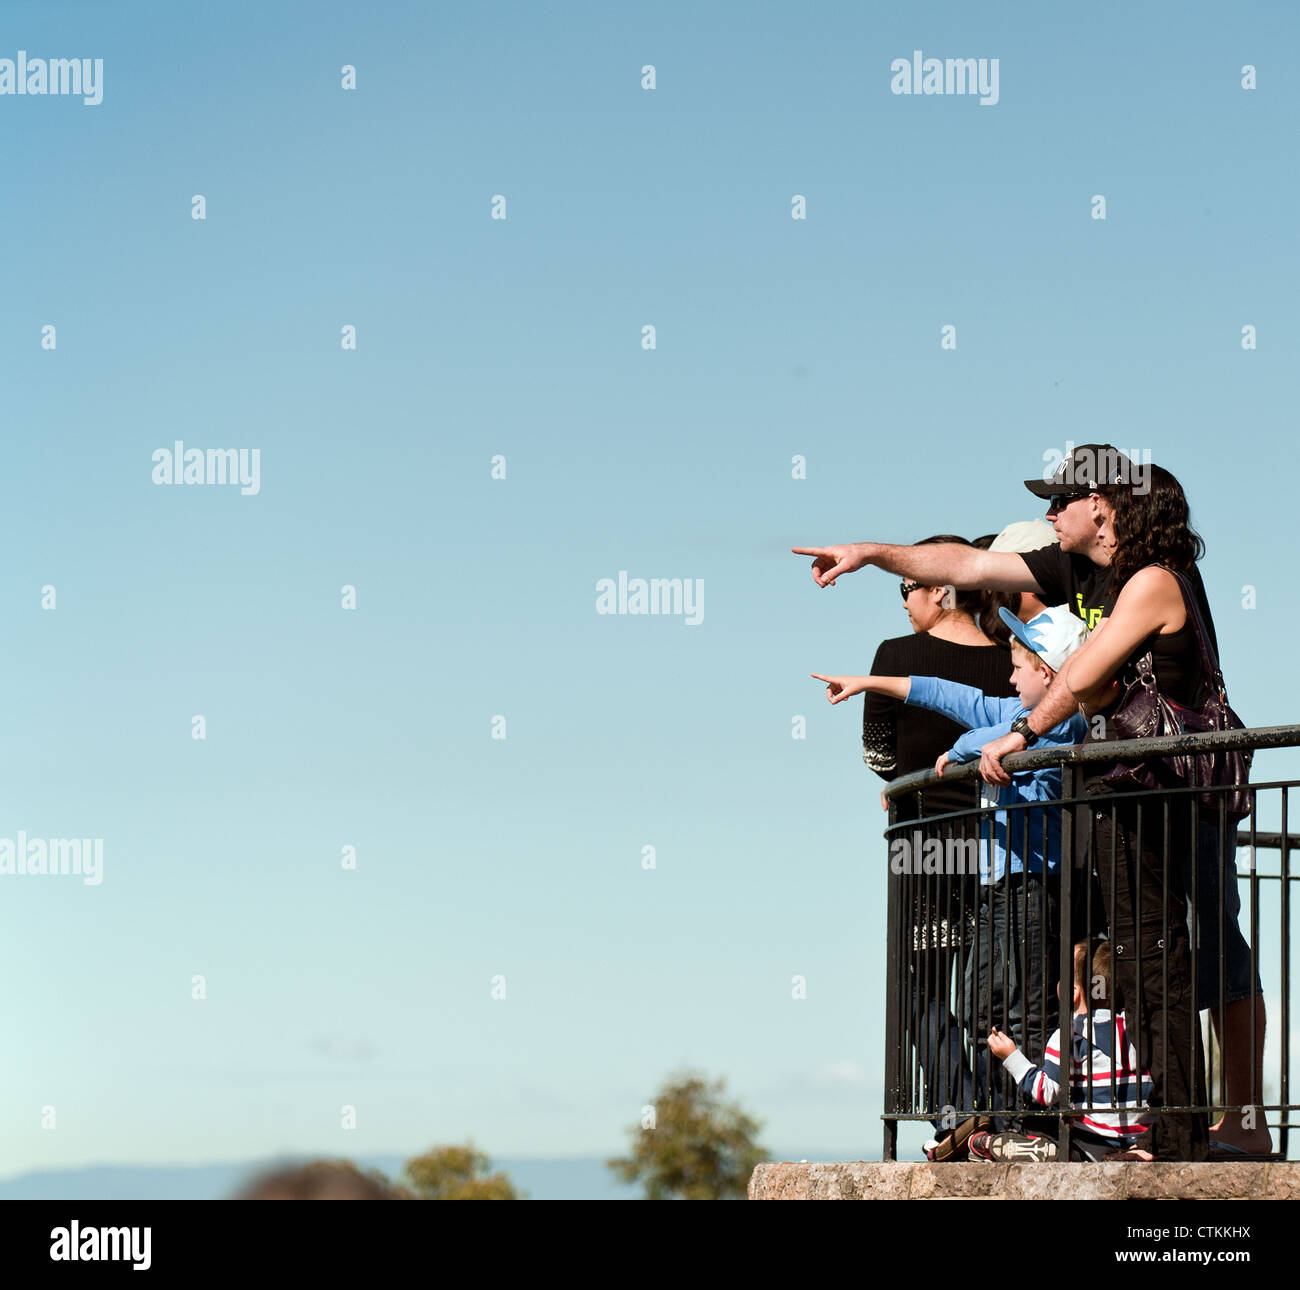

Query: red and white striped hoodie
left=1001, top=1009, right=1156, bottom=1143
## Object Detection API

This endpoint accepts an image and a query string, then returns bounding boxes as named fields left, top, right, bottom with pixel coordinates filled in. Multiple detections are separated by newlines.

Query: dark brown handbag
left=1098, top=565, right=1252, bottom=818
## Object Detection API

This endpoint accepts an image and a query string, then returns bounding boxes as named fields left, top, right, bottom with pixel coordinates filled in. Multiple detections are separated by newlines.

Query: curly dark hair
left=1101, top=464, right=1205, bottom=588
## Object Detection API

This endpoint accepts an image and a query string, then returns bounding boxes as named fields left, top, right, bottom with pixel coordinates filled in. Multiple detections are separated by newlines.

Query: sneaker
left=922, top=1137, right=940, bottom=1161
left=983, top=1131, right=1058, bottom=1162
left=967, top=1131, right=995, bottom=1161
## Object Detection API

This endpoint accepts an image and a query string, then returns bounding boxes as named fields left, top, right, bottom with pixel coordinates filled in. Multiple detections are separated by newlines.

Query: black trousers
left=1090, top=791, right=1209, bottom=1161
left=913, top=874, right=1060, bottom=1132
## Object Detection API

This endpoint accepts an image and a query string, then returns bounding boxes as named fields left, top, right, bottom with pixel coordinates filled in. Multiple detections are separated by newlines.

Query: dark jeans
left=918, top=873, right=1060, bottom=1131
left=1188, top=814, right=1263, bottom=1011
left=1090, top=791, right=1209, bottom=1161
left=964, top=873, right=1060, bottom=1064
left=918, top=996, right=978, bottom=1132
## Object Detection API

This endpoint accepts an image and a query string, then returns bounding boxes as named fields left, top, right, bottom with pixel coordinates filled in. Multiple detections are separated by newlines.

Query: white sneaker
left=985, top=1131, right=1058, bottom=1162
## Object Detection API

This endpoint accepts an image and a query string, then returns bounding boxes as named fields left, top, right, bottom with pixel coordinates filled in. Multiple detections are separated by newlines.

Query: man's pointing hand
left=791, top=543, right=874, bottom=587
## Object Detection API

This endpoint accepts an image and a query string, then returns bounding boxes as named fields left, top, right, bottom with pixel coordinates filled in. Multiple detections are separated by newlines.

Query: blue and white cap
left=998, top=605, right=1089, bottom=672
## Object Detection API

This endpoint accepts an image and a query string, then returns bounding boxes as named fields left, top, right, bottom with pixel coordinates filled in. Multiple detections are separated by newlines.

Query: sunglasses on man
left=899, top=581, right=923, bottom=600
left=1047, top=490, right=1091, bottom=512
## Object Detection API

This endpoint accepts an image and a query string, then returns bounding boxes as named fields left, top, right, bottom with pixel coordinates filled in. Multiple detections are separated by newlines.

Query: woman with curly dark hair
left=1064, top=465, right=1230, bottom=1161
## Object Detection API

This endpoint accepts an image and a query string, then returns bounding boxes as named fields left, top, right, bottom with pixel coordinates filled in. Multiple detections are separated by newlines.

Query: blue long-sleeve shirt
left=905, top=675, right=1087, bottom=883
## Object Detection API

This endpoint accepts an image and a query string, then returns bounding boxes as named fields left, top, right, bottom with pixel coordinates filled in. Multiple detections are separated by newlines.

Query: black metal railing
left=881, top=725, right=1300, bottom=1163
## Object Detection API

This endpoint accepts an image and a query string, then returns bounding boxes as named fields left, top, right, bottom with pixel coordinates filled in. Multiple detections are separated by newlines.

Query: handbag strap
left=1148, top=563, right=1228, bottom=703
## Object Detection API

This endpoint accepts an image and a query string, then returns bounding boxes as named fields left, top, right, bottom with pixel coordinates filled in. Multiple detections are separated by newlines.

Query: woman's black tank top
left=1083, top=581, right=1205, bottom=790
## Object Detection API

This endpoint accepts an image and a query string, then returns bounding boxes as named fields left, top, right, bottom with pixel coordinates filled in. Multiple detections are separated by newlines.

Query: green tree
left=398, top=1144, right=523, bottom=1200
left=608, top=1072, right=766, bottom=1200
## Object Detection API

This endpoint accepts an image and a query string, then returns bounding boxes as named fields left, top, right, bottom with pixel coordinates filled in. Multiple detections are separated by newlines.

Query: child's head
left=998, top=605, right=1091, bottom=710
left=1009, top=637, right=1055, bottom=708
left=1088, top=939, right=1113, bottom=1009
left=1070, top=937, right=1112, bottom=1012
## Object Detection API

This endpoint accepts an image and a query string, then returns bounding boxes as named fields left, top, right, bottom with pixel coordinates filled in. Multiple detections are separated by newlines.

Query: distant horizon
left=0, top=1147, right=873, bottom=1202
left=0, top=1142, right=876, bottom=1182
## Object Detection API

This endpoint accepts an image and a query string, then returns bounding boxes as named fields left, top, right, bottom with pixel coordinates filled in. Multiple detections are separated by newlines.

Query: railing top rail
left=882, top=723, right=1300, bottom=801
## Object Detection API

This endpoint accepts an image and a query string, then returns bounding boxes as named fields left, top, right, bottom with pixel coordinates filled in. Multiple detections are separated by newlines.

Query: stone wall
left=749, top=1161, right=1300, bottom=1200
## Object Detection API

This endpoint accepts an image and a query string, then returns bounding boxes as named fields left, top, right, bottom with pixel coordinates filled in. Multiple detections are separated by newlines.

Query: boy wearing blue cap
left=813, top=604, right=1090, bottom=1157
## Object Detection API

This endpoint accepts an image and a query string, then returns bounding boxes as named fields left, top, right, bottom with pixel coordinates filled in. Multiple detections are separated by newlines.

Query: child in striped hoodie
left=973, top=938, right=1156, bottom=1161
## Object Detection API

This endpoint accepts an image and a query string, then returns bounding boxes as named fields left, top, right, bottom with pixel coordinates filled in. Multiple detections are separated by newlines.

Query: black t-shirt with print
left=1018, top=544, right=1219, bottom=656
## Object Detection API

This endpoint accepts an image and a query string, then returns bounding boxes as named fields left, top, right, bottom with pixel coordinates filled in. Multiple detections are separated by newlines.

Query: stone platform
left=749, top=1160, right=1300, bottom=1200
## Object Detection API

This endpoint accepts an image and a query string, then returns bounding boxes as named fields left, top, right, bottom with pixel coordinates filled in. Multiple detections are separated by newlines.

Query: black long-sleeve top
left=862, top=633, right=1017, bottom=819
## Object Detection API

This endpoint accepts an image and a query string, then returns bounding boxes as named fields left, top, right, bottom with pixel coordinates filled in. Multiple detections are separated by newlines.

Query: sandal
left=930, top=1115, right=992, bottom=1162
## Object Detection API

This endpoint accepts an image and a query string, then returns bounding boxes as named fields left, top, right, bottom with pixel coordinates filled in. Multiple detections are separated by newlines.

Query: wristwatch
left=1010, top=715, right=1038, bottom=747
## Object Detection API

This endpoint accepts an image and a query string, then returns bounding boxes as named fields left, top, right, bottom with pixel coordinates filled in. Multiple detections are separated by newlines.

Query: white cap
left=989, top=519, right=1058, bottom=554
left=998, top=605, right=1089, bottom=672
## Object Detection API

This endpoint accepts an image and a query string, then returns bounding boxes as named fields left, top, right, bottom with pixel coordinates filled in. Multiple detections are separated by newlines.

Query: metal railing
left=881, top=725, right=1300, bottom=1162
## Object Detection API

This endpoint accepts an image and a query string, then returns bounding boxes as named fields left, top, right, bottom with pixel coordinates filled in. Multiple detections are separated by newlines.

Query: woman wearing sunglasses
left=862, top=534, right=1014, bottom=823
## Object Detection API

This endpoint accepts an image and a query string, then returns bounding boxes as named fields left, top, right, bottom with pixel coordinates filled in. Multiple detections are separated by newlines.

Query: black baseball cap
left=1024, top=443, right=1135, bottom=499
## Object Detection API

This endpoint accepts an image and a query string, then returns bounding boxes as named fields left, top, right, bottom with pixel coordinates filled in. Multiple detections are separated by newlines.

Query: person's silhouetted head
left=234, top=1159, right=399, bottom=1200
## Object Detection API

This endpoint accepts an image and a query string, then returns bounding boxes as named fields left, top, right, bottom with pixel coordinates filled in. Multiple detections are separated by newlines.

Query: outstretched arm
left=811, top=674, right=909, bottom=705
left=907, top=677, right=1020, bottom=733
left=791, top=541, right=1042, bottom=592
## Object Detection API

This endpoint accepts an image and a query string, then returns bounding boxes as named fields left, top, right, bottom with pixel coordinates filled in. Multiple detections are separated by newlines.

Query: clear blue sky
left=1, top=0, right=1297, bottom=1176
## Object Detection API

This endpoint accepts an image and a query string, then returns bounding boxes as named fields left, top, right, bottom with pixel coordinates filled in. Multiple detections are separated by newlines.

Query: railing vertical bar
left=1218, top=792, right=1228, bottom=1113
left=913, top=820, right=925, bottom=1126
left=1041, top=799, right=1050, bottom=1073
left=957, top=812, right=971, bottom=1128
left=1088, top=791, right=1111, bottom=1121
left=1161, top=793, right=1170, bottom=1121
left=882, top=794, right=901, bottom=1161
left=965, top=805, right=976, bottom=1118
left=971, top=811, right=982, bottom=1120
left=1189, top=791, right=1200, bottom=1099
left=1281, top=788, right=1291, bottom=1160
left=1109, top=794, right=1118, bottom=1154
left=1059, top=766, right=1076, bottom=1160
left=1246, top=789, right=1258, bottom=1130
left=1020, top=801, right=1030, bottom=1131
left=942, top=812, right=954, bottom=1120
left=1133, top=795, right=1148, bottom=1141
left=998, top=854, right=1008, bottom=1122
